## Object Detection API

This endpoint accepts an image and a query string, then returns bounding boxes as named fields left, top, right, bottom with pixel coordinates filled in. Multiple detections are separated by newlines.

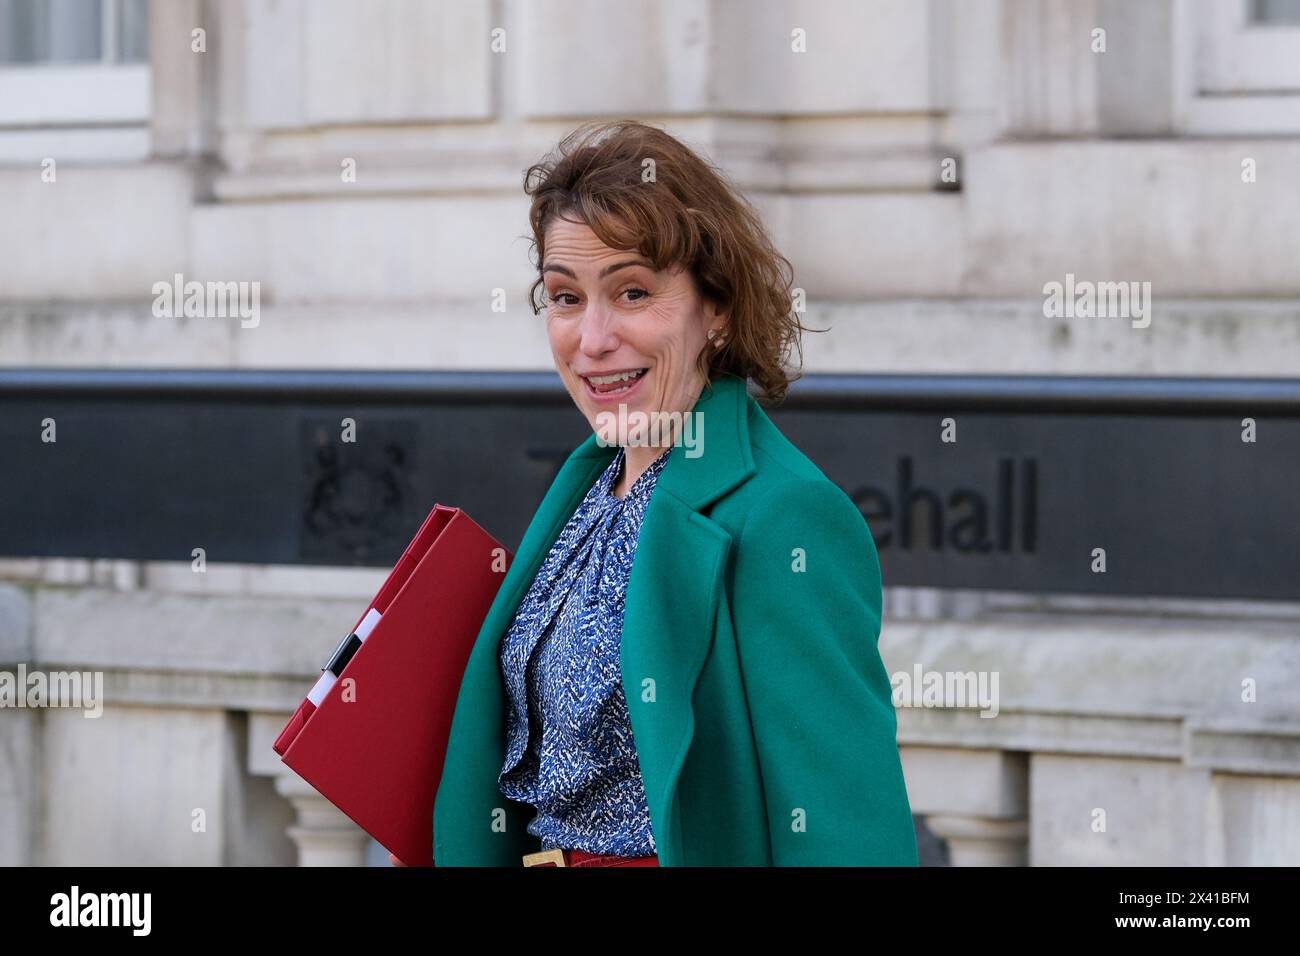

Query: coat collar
left=482, top=371, right=756, bottom=656
left=566, top=370, right=757, bottom=509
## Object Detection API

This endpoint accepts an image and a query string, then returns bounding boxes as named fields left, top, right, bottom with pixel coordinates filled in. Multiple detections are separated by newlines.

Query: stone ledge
left=898, top=710, right=1300, bottom=777
left=3, top=298, right=1296, bottom=374
left=897, top=707, right=1185, bottom=759
left=1185, top=719, right=1300, bottom=776
left=32, top=586, right=361, bottom=675
left=0, top=667, right=311, bottom=714
left=881, top=615, right=1299, bottom=725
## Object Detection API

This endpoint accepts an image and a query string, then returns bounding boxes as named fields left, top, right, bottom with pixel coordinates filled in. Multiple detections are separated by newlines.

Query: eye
left=622, top=287, right=650, bottom=302
left=547, top=291, right=578, bottom=307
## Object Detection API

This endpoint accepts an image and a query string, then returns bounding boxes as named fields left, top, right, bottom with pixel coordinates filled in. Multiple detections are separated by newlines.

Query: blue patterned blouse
left=496, top=443, right=672, bottom=856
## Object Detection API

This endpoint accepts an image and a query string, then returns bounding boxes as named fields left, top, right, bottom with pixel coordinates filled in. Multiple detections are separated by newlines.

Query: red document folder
left=273, top=504, right=512, bottom=867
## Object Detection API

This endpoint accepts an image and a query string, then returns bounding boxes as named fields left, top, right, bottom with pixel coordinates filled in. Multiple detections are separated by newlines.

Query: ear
left=704, top=300, right=729, bottom=341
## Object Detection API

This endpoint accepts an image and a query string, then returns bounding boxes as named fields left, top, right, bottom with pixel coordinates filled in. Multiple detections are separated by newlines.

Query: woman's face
left=542, top=217, right=727, bottom=439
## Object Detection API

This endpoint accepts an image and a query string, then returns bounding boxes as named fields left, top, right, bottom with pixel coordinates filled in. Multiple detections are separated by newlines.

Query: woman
left=427, top=120, right=917, bottom=867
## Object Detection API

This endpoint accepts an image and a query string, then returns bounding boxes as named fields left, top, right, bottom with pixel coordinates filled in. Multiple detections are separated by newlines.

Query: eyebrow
left=542, top=258, right=654, bottom=280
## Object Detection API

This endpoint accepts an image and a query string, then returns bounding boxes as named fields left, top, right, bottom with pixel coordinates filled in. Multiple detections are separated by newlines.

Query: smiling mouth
left=582, top=368, right=649, bottom=394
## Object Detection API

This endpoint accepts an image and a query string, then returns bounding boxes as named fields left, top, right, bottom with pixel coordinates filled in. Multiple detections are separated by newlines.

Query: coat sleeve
left=729, top=477, right=918, bottom=866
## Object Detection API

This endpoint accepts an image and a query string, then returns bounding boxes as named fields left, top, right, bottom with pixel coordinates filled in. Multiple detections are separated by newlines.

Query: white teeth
left=587, top=369, right=646, bottom=386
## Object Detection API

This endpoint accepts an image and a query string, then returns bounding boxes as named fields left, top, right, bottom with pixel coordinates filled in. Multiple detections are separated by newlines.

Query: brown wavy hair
left=523, top=119, right=814, bottom=405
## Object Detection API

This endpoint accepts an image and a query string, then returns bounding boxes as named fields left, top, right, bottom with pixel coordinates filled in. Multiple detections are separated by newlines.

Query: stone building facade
left=1, top=0, right=1298, bottom=865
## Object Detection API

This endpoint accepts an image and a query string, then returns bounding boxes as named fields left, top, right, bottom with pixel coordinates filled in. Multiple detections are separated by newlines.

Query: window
left=0, top=0, right=148, bottom=64
left=0, top=0, right=150, bottom=144
left=1252, top=0, right=1300, bottom=24
left=1197, top=0, right=1300, bottom=94
left=1176, top=0, right=1300, bottom=133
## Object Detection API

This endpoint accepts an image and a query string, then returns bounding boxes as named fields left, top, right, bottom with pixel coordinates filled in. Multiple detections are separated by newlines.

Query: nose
left=577, top=300, right=620, bottom=357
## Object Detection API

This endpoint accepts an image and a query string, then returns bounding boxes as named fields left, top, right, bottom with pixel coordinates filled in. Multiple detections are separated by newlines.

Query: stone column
left=900, top=745, right=1031, bottom=866
left=273, top=774, right=370, bottom=867
left=924, top=814, right=1029, bottom=866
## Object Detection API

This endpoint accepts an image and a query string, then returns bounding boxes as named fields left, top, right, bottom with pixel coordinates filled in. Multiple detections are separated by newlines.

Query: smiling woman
left=526, top=120, right=814, bottom=497
left=539, top=219, right=716, bottom=494
left=430, top=119, right=919, bottom=867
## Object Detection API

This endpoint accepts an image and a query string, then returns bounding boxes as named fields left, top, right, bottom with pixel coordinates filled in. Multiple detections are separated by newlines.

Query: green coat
left=432, top=372, right=917, bottom=866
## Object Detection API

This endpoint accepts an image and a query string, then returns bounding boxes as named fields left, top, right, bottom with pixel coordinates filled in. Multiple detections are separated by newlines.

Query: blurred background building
left=1, top=0, right=1298, bottom=865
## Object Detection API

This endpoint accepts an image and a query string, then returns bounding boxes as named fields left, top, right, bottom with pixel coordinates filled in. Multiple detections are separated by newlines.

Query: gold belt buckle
left=522, top=848, right=568, bottom=867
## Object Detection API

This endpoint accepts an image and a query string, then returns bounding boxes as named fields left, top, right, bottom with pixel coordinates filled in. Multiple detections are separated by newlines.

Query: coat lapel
left=434, top=374, right=756, bottom=866
left=616, top=374, right=756, bottom=865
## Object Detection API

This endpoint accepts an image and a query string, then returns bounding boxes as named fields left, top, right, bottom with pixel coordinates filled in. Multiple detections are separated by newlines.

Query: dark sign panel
left=1, top=370, right=1296, bottom=601
left=778, top=410, right=1296, bottom=600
